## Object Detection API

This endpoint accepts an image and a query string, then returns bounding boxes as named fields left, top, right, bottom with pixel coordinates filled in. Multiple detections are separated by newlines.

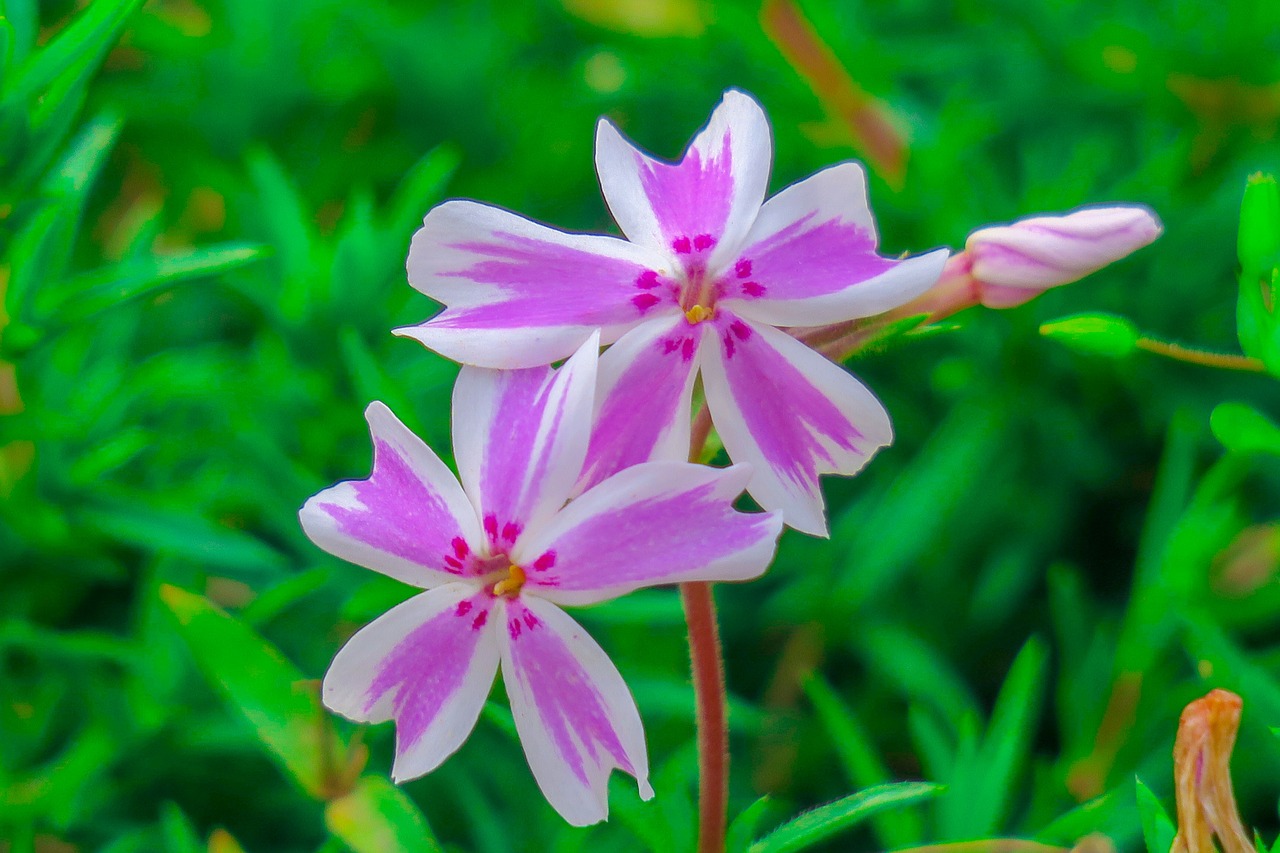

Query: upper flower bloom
left=398, top=89, right=948, bottom=535
left=966, top=205, right=1162, bottom=308
left=300, top=337, right=782, bottom=826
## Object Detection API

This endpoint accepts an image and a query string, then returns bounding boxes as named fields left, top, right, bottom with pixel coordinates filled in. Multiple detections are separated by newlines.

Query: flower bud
left=966, top=206, right=1163, bottom=308
left=1040, top=312, right=1140, bottom=358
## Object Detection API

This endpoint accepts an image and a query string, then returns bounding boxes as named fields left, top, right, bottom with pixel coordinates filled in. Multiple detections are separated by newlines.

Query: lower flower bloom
left=300, top=336, right=782, bottom=825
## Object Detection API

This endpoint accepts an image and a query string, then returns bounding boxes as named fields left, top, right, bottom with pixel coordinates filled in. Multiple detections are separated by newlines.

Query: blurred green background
left=2, top=0, right=1279, bottom=851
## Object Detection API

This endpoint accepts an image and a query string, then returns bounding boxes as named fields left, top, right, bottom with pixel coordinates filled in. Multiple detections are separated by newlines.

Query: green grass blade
left=2, top=0, right=144, bottom=104
left=47, top=243, right=267, bottom=324
left=385, top=143, right=460, bottom=240
left=159, top=584, right=357, bottom=800
left=972, top=637, right=1049, bottom=832
left=748, top=782, right=942, bottom=853
left=727, top=796, right=774, bottom=853
left=1135, top=777, right=1176, bottom=853
left=802, top=672, right=924, bottom=848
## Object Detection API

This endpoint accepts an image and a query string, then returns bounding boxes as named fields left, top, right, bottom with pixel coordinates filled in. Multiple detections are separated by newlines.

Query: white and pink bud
left=966, top=205, right=1163, bottom=308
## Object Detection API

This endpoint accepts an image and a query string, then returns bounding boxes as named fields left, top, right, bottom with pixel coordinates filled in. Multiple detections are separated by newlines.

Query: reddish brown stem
left=682, top=406, right=728, bottom=853
left=680, top=580, right=728, bottom=853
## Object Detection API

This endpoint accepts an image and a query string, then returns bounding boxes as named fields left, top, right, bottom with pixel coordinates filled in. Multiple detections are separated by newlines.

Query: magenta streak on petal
left=526, top=478, right=773, bottom=596
left=432, top=234, right=648, bottom=330
left=532, top=551, right=556, bottom=571
left=475, top=370, right=571, bottom=539
left=577, top=326, right=701, bottom=492
left=734, top=213, right=895, bottom=303
left=364, top=594, right=491, bottom=747
left=506, top=601, right=632, bottom=785
left=715, top=318, right=862, bottom=488
left=323, top=439, right=476, bottom=576
left=637, top=133, right=734, bottom=249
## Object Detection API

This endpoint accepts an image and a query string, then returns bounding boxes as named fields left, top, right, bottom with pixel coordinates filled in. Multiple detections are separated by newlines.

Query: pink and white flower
left=300, top=337, right=782, bottom=826
left=398, top=89, right=948, bottom=536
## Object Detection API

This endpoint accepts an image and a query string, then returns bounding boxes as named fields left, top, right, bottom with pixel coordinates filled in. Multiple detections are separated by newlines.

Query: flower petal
left=500, top=596, right=651, bottom=826
left=517, top=462, right=782, bottom=607
left=398, top=200, right=667, bottom=368
left=300, top=402, right=484, bottom=586
left=722, top=163, right=948, bottom=327
left=575, top=317, right=703, bottom=494
left=323, top=583, right=500, bottom=782
left=700, top=316, right=892, bottom=536
left=452, top=335, right=599, bottom=550
left=595, top=89, right=772, bottom=269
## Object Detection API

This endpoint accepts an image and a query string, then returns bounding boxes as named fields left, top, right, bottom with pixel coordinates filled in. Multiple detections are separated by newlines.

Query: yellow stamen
left=492, top=564, right=526, bottom=597
left=685, top=304, right=712, bottom=324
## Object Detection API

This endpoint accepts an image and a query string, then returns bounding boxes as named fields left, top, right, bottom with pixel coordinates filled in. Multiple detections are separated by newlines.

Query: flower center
left=685, top=303, right=713, bottom=324
left=491, top=563, right=526, bottom=598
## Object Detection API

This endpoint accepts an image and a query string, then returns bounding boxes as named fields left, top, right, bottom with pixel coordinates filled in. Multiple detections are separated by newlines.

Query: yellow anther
left=685, top=304, right=712, bottom=324
left=492, top=564, right=526, bottom=597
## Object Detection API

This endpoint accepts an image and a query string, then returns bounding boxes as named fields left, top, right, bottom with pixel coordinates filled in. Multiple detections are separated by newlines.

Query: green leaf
left=385, top=144, right=460, bottom=243
left=2, top=0, right=144, bottom=105
left=801, top=672, right=923, bottom=848
left=42, top=109, right=121, bottom=198
left=1211, top=402, right=1280, bottom=456
left=80, top=500, right=289, bottom=576
left=0, top=0, right=38, bottom=68
left=727, top=796, right=774, bottom=853
left=1237, top=173, right=1280, bottom=372
left=1035, top=788, right=1133, bottom=847
left=970, top=637, right=1048, bottom=832
left=338, top=325, right=420, bottom=427
left=1040, top=312, right=1141, bottom=357
left=160, top=802, right=203, bottom=853
left=324, top=775, right=443, bottom=853
left=159, top=584, right=359, bottom=800
left=45, top=244, right=267, bottom=324
left=5, top=202, right=74, bottom=321
left=1135, top=777, right=1177, bottom=853
left=240, top=568, right=334, bottom=627
left=1238, top=172, right=1280, bottom=290
left=1183, top=616, right=1280, bottom=725
left=859, top=624, right=980, bottom=728
left=246, top=147, right=314, bottom=320
left=748, top=782, right=942, bottom=853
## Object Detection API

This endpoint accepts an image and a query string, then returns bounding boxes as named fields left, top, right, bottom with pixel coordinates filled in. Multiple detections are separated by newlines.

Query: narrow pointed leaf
left=2, top=0, right=144, bottom=104
left=802, top=672, right=923, bottom=848
left=46, top=244, right=267, bottom=324
left=748, top=781, right=942, bottom=853
left=1135, top=778, right=1177, bottom=853
left=727, top=796, right=774, bottom=853
left=159, top=584, right=357, bottom=800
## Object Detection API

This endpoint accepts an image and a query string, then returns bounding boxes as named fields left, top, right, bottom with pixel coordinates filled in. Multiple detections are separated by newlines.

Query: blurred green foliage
left=1, top=0, right=1279, bottom=850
